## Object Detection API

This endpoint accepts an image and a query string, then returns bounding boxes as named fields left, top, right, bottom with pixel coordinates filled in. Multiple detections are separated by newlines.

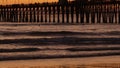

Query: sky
left=0, top=0, right=58, bottom=5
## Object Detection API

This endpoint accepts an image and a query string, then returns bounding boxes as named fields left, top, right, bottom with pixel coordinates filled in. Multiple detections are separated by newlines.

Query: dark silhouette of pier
left=0, top=1, right=120, bottom=24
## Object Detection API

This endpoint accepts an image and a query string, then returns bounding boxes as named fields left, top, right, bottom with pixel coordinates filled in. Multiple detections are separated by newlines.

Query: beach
left=0, top=56, right=120, bottom=68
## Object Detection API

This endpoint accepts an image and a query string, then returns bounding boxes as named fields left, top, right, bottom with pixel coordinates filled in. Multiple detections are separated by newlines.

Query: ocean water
left=0, top=23, right=120, bottom=61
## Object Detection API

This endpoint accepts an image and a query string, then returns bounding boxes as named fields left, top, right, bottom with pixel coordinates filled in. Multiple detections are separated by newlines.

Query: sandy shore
left=0, top=56, right=120, bottom=68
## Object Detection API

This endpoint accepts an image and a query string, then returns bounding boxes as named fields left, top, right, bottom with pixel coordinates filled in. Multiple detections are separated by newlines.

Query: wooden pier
left=0, top=1, right=120, bottom=24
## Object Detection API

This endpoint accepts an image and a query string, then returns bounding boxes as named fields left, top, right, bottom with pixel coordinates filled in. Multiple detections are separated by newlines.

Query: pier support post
left=71, top=5, right=74, bottom=23
left=45, top=6, right=47, bottom=22
left=40, top=6, right=43, bottom=22
left=61, top=5, right=65, bottom=23
left=37, top=7, right=40, bottom=22
left=57, top=5, right=60, bottom=23
left=48, top=6, right=51, bottom=22
left=66, top=5, right=69, bottom=23
left=86, top=12, right=90, bottom=23
left=53, top=6, right=55, bottom=23
left=75, top=5, right=79, bottom=23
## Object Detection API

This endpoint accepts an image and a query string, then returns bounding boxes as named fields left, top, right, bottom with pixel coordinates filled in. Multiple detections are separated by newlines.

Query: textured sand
left=0, top=56, right=120, bottom=68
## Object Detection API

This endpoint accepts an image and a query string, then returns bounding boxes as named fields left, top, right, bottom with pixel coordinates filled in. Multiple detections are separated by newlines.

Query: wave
left=0, top=51, right=120, bottom=61
left=0, top=48, right=39, bottom=53
left=1, top=31, right=120, bottom=36
left=0, top=37, right=120, bottom=45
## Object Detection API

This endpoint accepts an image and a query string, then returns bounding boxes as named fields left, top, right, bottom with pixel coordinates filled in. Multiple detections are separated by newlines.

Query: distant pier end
left=58, top=0, right=68, bottom=5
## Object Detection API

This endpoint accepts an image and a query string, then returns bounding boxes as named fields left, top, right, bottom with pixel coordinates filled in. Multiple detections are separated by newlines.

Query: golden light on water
left=0, top=0, right=58, bottom=5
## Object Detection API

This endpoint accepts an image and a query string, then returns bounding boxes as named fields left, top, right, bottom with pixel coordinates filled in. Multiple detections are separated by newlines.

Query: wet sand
left=0, top=56, right=120, bottom=68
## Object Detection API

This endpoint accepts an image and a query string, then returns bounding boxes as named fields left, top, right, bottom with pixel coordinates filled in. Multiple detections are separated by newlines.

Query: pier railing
left=0, top=1, right=120, bottom=24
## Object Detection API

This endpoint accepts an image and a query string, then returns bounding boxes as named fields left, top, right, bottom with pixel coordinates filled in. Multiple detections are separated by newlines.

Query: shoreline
left=0, top=56, right=120, bottom=68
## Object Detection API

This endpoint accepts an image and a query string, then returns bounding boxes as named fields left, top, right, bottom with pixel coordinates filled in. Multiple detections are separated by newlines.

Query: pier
left=0, top=1, right=120, bottom=24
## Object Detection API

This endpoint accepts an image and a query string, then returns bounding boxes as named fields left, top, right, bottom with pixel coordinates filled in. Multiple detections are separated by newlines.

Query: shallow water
left=0, top=23, right=120, bottom=60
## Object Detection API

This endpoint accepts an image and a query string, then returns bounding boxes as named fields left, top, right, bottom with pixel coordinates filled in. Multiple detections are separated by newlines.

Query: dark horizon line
left=1, top=0, right=120, bottom=6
